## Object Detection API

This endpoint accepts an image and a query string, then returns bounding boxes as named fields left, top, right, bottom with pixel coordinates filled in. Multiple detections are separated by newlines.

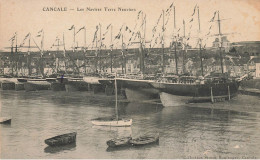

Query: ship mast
left=217, top=11, right=224, bottom=74
left=15, top=33, right=18, bottom=76
left=182, top=20, right=186, bottom=74
left=40, top=30, right=44, bottom=77
left=11, top=36, right=14, bottom=76
left=173, top=6, right=178, bottom=75
left=161, top=10, right=165, bottom=73
left=110, top=25, right=113, bottom=73
left=197, top=7, right=204, bottom=76
left=121, top=34, right=124, bottom=74
left=142, top=14, right=146, bottom=74
left=63, top=33, right=67, bottom=73
left=84, top=26, right=86, bottom=53
left=99, top=23, right=102, bottom=73
left=28, top=33, right=32, bottom=76
left=73, top=26, right=76, bottom=52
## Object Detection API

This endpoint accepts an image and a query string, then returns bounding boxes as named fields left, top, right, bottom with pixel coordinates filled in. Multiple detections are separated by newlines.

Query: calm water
left=0, top=90, right=260, bottom=159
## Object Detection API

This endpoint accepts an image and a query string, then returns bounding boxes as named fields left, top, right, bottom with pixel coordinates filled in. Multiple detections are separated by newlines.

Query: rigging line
left=32, top=37, right=41, bottom=51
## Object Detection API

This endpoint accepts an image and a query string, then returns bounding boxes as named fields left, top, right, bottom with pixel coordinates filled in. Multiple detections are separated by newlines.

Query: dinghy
left=0, top=117, right=11, bottom=124
left=106, top=136, right=132, bottom=147
left=91, top=117, right=132, bottom=127
left=44, top=132, right=77, bottom=146
left=130, top=133, right=159, bottom=146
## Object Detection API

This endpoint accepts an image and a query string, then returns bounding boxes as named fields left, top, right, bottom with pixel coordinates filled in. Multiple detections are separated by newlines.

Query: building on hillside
left=248, top=57, right=260, bottom=78
left=212, top=36, right=230, bottom=52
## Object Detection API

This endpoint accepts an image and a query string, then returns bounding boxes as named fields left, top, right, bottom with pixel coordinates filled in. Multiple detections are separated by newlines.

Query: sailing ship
left=91, top=75, right=132, bottom=127
left=150, top=8, right=240, bottom=106
left=115, top=13, right=160, bottom=102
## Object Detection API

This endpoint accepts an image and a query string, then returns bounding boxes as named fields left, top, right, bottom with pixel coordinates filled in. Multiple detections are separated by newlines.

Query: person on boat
left=60, top=74, right=64, bottom=83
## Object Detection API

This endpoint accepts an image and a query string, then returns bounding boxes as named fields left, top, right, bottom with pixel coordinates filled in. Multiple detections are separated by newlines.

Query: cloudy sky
left=0, top=0, right=259, bottom=51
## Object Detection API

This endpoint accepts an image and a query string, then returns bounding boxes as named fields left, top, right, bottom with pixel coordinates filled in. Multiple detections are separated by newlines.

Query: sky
left=0, top=0, right=259, bottom=51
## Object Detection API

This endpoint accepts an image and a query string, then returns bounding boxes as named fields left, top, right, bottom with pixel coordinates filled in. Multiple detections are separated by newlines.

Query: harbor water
left=0, top=90, right=259, bottom=159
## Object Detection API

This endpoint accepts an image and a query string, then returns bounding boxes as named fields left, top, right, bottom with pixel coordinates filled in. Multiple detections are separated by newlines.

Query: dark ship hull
left=150, top=81, right=240, bottom=106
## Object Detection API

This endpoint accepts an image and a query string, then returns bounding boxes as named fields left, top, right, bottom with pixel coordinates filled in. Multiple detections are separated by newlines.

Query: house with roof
left=248, top=57, right=260, bottom=78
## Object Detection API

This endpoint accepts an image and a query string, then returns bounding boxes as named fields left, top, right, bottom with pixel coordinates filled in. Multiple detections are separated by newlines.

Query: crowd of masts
left=6, top=3, right=228, bottom=77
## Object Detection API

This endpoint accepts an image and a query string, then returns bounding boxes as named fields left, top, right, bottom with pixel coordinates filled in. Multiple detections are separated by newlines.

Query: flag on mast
left=76, top=26, right=85, bottom=34
left=191, top=4, right=197, bottom=16
left=210, top=11, right=217, bottom=22
left=106, top=24, right=111, bottom=29
left=36, top=29, right=43, bottom=37
left=68, top=25, right=75, bottom=30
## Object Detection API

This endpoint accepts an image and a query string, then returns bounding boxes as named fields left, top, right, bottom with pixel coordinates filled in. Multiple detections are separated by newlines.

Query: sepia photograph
left=0, top=0, right=259, bottom=159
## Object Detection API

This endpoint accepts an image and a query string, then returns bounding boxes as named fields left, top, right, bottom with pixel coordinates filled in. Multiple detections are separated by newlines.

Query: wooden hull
left=24, top=80, right=51, bottom=91
left=51, top=82, right=66, bottom=91
left=130, top=133, right=159, bottom=146
left=106, top=137, right=132, bottom=147
left=1, top=81, right=15, bottom=90
left=0, top=117, right=12, bottom=124
left=45, top=132, right=77, bottom=146
left=150, top=81, right=239, bottom=100
left=15, top=83, right=25, bottom=90
left=160, top=91, right=237, bottom=107
left=65, top=81, right=88, bottom=92
left=91, top=119, right=132, bottom=127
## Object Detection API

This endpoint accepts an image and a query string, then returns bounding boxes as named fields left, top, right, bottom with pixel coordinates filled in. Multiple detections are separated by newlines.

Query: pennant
left=169, top=3, right=174, bottom=9
left=125, top=26, right=129, bottom=31
left=152, top=27, right=156, bottom=32
left=9, top=34, right=16, bottom=41
left=20, top=33, right=30, bottom=46
left=103, top=30, right=109, bottom=37
left=191, top=4, right=197, bottom=16
left=115, top=33, right=121, bottom=39
left=157, top=13, right=162, bottom=25
left=92, top=32, right=97, bottom=43
left=210, top=11, right=217, bottom=22
left=137, top=10, right=142, bottom=19
left=76, top=26, right=85, bottom=34
left=106, top=24, right=111, bottom=29
left=68, top=25, right=74, bottom=30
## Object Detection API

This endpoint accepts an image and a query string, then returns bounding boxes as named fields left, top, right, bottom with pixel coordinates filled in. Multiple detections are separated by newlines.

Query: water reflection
left=1, top=90, right=259, bottom=159
left=118, top=102, right=163, bottom=116
left=44, top=143, right=76, bottom=154
left=92, top=125, right=132, bottom=138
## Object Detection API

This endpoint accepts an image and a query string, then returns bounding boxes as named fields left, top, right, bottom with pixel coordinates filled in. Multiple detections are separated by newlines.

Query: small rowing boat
left=106, top=137, right=132, bottom=147
left=44, top=132, right=77, bottom=146
left=0, top=117, right=12, bottom=124
left=130, top=133, right=159, bottom=146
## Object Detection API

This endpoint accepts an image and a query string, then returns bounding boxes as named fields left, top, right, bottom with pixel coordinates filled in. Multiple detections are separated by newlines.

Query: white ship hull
left=160, top=92, right=192, bottom=107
